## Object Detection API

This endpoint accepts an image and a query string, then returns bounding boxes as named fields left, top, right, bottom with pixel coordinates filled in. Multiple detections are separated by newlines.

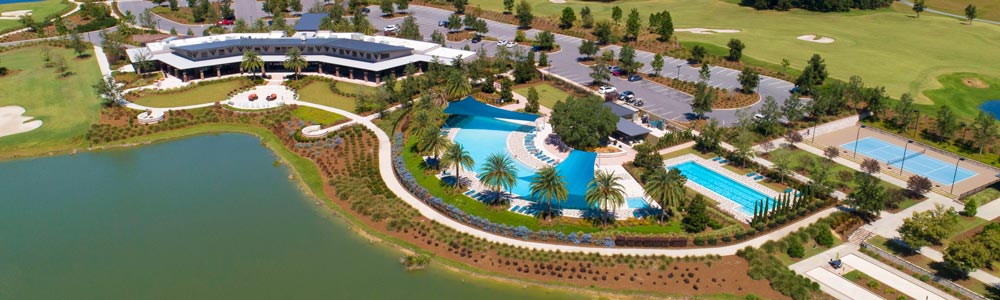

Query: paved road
left=897, top=0, right=1000, bottom=25
left=367, top=5, right=796, bottom=123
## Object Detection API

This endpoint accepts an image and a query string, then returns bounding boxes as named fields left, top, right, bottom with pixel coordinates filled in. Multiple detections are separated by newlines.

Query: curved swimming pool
left=452, top=116, right=635, bottom=210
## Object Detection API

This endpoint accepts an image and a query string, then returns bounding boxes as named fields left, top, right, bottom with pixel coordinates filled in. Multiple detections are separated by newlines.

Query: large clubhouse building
left=126, top=31, right=477, bottom=82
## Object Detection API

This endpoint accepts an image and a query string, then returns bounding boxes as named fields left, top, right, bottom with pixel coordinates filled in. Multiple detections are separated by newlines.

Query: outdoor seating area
left=227, top=86, right=292, bottom=110
left=525, top=132, right=558, bottom=165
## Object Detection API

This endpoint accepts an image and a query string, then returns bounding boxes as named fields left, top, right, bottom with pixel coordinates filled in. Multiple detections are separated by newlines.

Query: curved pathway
left=897, top=0, right=999, bottom=25
left=119, top=92, right=839, bottom=255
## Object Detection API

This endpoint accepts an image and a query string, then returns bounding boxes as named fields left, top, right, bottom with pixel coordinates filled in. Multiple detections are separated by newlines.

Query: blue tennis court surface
left=841, top=137, right=975, bottom=185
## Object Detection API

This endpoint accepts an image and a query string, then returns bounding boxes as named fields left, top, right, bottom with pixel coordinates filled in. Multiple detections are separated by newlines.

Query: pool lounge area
left=663, top=154, right=783, bottom=223
left=448, top=114, right=652, bottom=217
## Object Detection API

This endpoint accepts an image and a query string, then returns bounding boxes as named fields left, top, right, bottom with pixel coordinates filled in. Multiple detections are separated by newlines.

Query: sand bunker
left=0, top=10, right=33, bottom=20
left=963, top=78, right=989, bottom=89
left=0, top=106, right=42, bottom=138
left=548, top=0, right=566, bottom=3
left=676, top=28, right=741, bottom=35
left=797, top=35, right=835, bottom=44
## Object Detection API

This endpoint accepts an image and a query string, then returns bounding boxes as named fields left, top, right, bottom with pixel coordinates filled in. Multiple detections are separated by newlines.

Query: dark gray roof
left=603, top=102, right=635, bottom=118
left=171, top=38, right=411, bottom=53
left=616, top=118, right=651, bottom=137
left=294, top=13, right=326, bottom=31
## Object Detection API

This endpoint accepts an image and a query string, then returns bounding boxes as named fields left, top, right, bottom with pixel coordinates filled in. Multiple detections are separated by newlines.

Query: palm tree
left=283, top=48, right=308, bottom=80
left=441, top=143, right=475, bottom=187
left=643, top=168, right=687, bottom=221
left=529, top=165, right=568, bottom=218
left=240, top=50, right=264, bottom=78
left=419, top=130, right=451, bottom=169
left=444, top=70, right=472, bottom=99
left=478, top=153, right=518, bottom=205
left=586, top=170, right=626, bottom=222
left=407, top=109, right=437, bottom=139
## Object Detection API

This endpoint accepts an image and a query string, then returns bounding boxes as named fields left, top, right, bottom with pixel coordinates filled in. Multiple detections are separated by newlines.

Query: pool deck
left=813, top=124, right=1000, bottom=197
left=663, top=154, right=783, bottom=223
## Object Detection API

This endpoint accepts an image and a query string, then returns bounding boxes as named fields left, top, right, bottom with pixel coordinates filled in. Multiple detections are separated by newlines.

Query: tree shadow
left=929, top=261, right=969, bottom=281
left=985, top=284, right=1000, bottom=300
left=581, top=209, right=614, bottom=226
left=529, top=202, right=562, bottom=219
left=883, top=237, right=919, bottom=256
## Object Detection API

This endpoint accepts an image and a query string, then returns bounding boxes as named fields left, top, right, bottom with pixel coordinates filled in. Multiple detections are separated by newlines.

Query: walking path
left=897, top=0, right=1000, bottom=25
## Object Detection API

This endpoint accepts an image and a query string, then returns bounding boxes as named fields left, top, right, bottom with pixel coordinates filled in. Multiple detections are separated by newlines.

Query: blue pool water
left=669, top=161, right=771, bottom=215
left=841, top=137, right=975, bottom=185
left=626, top=197, right=649, bottom=209
left=980, top=100, right=1000, bottom=120
left=453, top=116, right=625, bottom=210
left=0, top=0, right=40, bottom=4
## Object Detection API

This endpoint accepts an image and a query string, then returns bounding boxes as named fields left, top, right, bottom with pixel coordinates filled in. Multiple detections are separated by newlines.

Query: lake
left=0, top=134, right=576, bottom=300
left=979, top=100, right=1000, bottom=120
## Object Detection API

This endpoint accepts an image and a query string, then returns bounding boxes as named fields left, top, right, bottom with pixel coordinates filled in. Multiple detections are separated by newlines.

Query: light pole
left=951, top=157, right=966, bottom=194
left=853, top=125, right=867, bottom=158
left=960, top=122, right=968, bottom=140
left=811, top=118, right=819, bottom=142
left=899, top=140, right=914, bottom=175
left=912, top=109, right=920, bottom=137
left=676, top=65, right=682, bottom=79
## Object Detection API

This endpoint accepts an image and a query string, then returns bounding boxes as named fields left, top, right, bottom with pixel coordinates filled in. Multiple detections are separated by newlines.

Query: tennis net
left=887, top=149, right=926, bottom=165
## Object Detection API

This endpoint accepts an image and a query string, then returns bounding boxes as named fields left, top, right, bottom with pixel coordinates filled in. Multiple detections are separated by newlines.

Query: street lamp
left=960, top=122, right=968, bottom=140
left=912, top=109, right=920, bottom=137
left=951, top=157, right=966, bottom=194
left=811, top=118, right=819, bottom=142
left=676, top=65, right=682, bottom=79
left=853, top=125, right=867, bottom=158
left=899, top=140, right=914, bottom=175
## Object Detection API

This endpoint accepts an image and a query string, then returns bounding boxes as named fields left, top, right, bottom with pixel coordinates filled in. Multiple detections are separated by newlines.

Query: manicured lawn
left=0, top=46, right=102, bottom=155
left=926, top=0, right=999, bottom=21
left=468, top=0, right=1000, bottom=102
left=769, top=147, right=902, bottom=193
left=292, top=106, right=345, bottom=125
left=965, top=186, right=1000, bottom=206
left=0, top=0, right=74, bottom=32
left=150, top=4, right=220, bottom=25
left=514, top=83, right=571, bottom=110
left=921, top=72, right=1000, bottom=120
left=129, top=79, right=249, bottom=107
left=776, top=230, right=844, bottom=265
left=295, top=81, right=359, bottom=113
left=942, top=215, right=988, bottom=242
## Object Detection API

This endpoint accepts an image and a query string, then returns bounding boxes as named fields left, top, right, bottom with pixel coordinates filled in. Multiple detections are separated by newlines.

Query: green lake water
left=0, top=134, right=578, bottom=300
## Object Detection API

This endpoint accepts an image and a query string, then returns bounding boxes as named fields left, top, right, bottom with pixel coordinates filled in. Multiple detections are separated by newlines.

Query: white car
left=506, top=41, right=516, bottom=48
left=497, top=40, right=509, bottom=47
left=598, top=86, right=617, bottom=94
left=383, top=24, right=399, bottom=32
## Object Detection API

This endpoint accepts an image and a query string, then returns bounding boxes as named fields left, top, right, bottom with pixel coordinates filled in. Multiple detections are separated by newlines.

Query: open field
left=514, top=83, right=572, bottom=110
left=0, top=46, right=102, bottom=154
left=129, top=79, right=249, bottom=107
left=926, top=0, right=999, bottom=21
left=291, top=106, right=345, bottom=125
left=921, top=73, right=1000, bottom=120
left=295, top=81, right=361, bottom=113
left=0, top=0, right=74, bottom=32
left=468, top=0, right=1000, bottom=103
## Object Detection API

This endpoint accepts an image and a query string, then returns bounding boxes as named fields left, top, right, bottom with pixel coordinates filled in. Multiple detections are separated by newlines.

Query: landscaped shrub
left=786, top=242, right=805, bottom=258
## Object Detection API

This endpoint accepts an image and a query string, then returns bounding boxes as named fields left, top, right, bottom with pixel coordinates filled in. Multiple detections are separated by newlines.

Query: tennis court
left=841, top=137, right=976, bottom=185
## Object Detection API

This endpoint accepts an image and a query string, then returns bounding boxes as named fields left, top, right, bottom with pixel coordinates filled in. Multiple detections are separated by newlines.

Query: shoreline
left=1, top=124, right=719, bottom=300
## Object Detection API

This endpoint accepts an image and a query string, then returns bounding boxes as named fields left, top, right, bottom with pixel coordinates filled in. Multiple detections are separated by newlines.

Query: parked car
left=438, top=20, right=449, bottom=27
left=634, top=98, right=644, bottom=106
left=753, top=113, right=764, bottom=120
left=598, top=86, right=617, bottom=94
left=790, top=86, right=800, bottom=94
left=360, top=7, right=370, bottom=14
left=618, top=91, right=635, bottom=101
left=383, top=24, right=399, bottom=32
left=497, top=40, right=509, bottom=47
left=216, top=19, right=234, bottom=26
left=506, top=41, right=516, bottom=48
left=627, top=74, right=642, bottom=82
left=471, top=35, right=482, bottom=43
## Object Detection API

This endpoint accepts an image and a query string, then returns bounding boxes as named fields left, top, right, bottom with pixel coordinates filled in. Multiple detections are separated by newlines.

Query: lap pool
left=669, top=161, right=772, bottom=215
left=453, top=116, right=645, bottom=210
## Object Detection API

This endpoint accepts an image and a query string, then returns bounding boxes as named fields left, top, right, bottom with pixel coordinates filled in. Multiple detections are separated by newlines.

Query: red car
left=216, top=19, right=234, bottom=26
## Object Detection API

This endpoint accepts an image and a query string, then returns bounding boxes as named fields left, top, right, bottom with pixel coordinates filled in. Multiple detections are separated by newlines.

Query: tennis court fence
left=860, top=125, right=1000, bottom=200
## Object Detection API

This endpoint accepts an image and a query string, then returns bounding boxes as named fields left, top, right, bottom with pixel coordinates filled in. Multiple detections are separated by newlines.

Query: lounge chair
left=509, top=205, right=520, bottom=211
left=753, top=175, right=764, bottom=181
left=746, top=172, right=757, bottom=177
left=712, top=156, right=721, bottom=161
left=464, top=190, right=475, bottom=195
left=719, top=159, right=729, bottom=164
